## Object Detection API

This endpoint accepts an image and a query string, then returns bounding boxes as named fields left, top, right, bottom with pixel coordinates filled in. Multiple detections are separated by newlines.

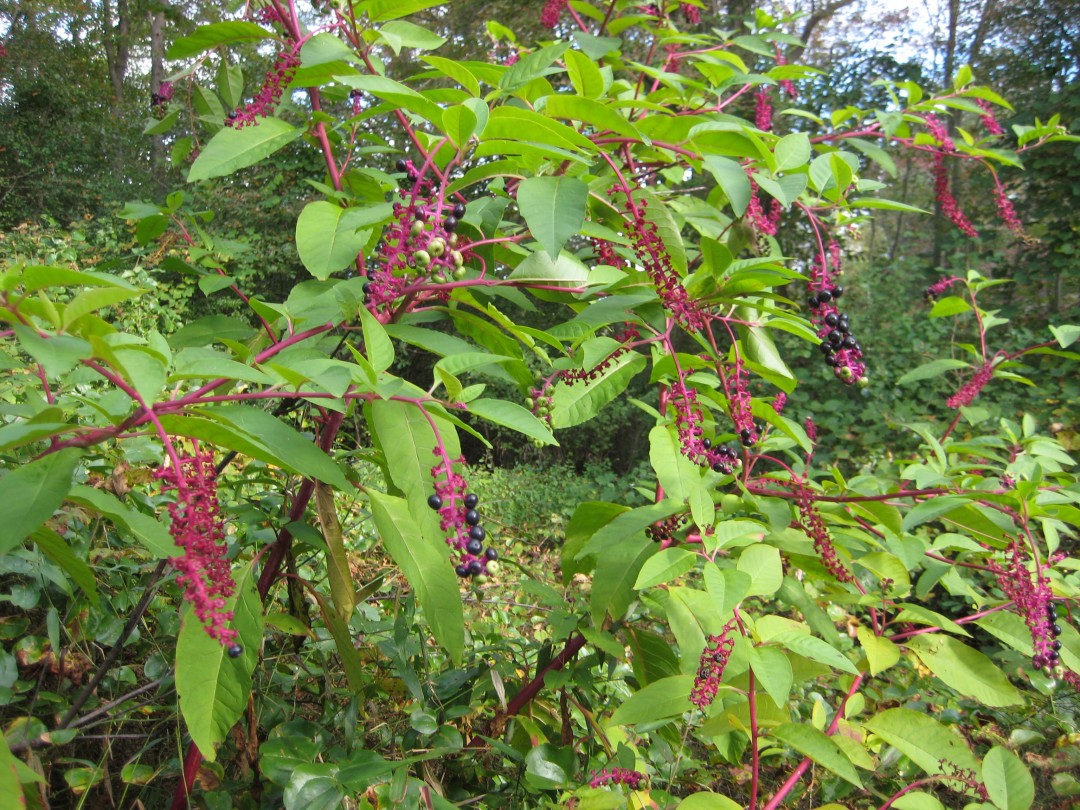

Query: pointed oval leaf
left=189, top=118, right=301, bottom=181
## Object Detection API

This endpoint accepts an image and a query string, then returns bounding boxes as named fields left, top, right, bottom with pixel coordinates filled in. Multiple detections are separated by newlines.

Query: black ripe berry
left=427, top=494, right=443, bottom=510
left=444, top=216, right=458, bottom=233
left=465, top=509, right=481, bottom=526
left=838, top=313, right=850, bottom=331
left=464, top=493, right=479, bottom=509
left=1052, top=639, right=1063, bottom=651
left=817, top=289, right=833, bottom=304
left=395, top=158, right=408, bottom=173
left=227, top=644, right=243, bottom=659
left=807, top=296, right=819, bottom=309
left=467, top=559, right=484, bottom=576
left=828, top=330, right=842, bottom=345
left=466, top=539, right=483, bottom=555
left=362, top=282, right=372, bottom=295
left=824, top=313, right=839, bottom=327
left=484, top=547, right=498, bottom=561
left=456, top=564, right=470, bottom=578
left=453, top=202, right=467, bottom=219
left=469, top=525, right=486, bottom=541
left=1051, top=623, right=1062, bottom=636
left=842, top=336, right=857, bottom=350
left=832, top=285, right=844, bottom=298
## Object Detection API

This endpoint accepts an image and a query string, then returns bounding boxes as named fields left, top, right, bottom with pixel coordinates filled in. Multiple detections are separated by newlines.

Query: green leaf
left=907, top=635, right=1022, bottom=707
left=749, top=646, right=792, bottom=708
left=507, top=250, right=589, bottom=286
left=737, top=544, right=782, bottom=596
left=983, top=746, right=1034, bottom=810
left=376, top=21, right=446, bottom=54
left=189, top=118, right=302, bottom=182
left=517, top=176, right=590, bottom=261
left=315, top=483, right=355, bottom=620
left=0, top=731, right=26, bottom=810
left=774, top=132, right=811, bottom=172
left=167, top=22, right=272, bottom=60
left=500, top=41, right=570, bottom=93
left=337, top=75, right=444, bottom=127
left=550, top=351, right=647, bottom=428
left=851, top=197, right=929, bottom=214
left=591, top=539, right=655, bottom=623
left=1049, top=324, right=1080, bottom=349
left=564, top=49, right=605, bottom=99
left=442, top=103, right=480, bottom=148
left=467, top=399, right=556, bottom=445
left=856, top=627, right=901, bottom=675
left=771, top=630, right=859, bottom=675
left=609, top=675, right=694, bottom=726
left=295, top=202, right=372, bottom=280
left=176, top=561, right=262, bottom=761
left=13, top=325, right=91, bottom=378
left=358, top=307, right=394, bottom=373
left=929, top=296, right=972, bottom=318
left=368, top=491, right=464, bottom=664
left=897, top=358, right=971, bottom=385
left=703, top=156, right=752, bottom=217
left=543, top=94, right=641, bottom=140
left=0, top=448, right=81, bottom=555
left=772, top=723, right=863, bottom=787
left=901, top=496, right=970, bottom=532
left=32, top=527, right=98, bottom=606
left=676, top=794, right=743, bottom=810
left=68, top=485, right=179, bottom=558
left=310, top=590, right=366, bottom=693
left=62, top=286, right=143, bottom=330
left=364, top=0, right=447, bottom=20
left=863, top=707, right=980, bottom=780
left=635, top=547, right=698, bottom=589
left=578, top=498, right=684, bottom=558
left=650, top=425, right=703, bottom=504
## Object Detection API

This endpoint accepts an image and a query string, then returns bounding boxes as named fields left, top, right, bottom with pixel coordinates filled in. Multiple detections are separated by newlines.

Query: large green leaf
left=68, top=485, right=179, bottom=558
left=295, top=202, right=371, bottom=280
left=703, top=156, right=752, bottom=217
left=189, top=118, right=302, bottom=182
left=315, top=483, right=355, bottom=620
left=770, top=630, right=859, bottom=675
left=550, top=351, right=647, bottom=429
left=167, top=22, right=272, bottom=60
left=856, top=626, right=901, bottom=675
left=982, top=746, right=1034, bottom=810
left=516, top=176, right=589, bottom=260
left=608, top=675, right=694, bottom=726
left=634, top=547, right=698, bottom=589
left=772, top=723, right=863, bottom=787
left=543, top=94, right=641, bottom=140
left=467, top=399, right=556, bottom=445
left=676, top=794, right=742, bottom=810
left=864, top=707, right=980, bottom=779
left=0, top=448, right=81, bottom=555
left=907, top=635, right=1022, bottom=707
left=591, top=539, right=655, bottom=624
left=737, top=544, right=782, bottom=597
left=0, top=732, right=24, bottom=810
left=32, top=527, right=98, bottom=606
left=176, top=562, right=262, bottom=761
left=368, top=491, right=463, bottom=664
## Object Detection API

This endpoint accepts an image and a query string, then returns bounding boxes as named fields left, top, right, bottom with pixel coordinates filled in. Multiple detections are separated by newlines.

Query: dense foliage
left=1, top=2, right=1079, bottom=809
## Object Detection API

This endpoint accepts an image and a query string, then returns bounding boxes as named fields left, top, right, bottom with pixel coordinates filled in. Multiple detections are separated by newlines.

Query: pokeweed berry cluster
left=690, top=622, right=736, bottom=709
left=988, top=539, right=1066, bottom=673
left=428, top=456, right=498, bottom=581
left=669, top=382, right=741, bottom=476
left=363, top=159, right=470, bottom=311
left=809, top=286, right=866, bottom=386
left=588, top=767, right=648, bottom=790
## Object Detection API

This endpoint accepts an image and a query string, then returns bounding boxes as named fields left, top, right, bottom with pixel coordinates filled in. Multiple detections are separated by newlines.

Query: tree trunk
left=101, top=0, right=131, bottom=106
left=149, top=9, right=167, bottom=188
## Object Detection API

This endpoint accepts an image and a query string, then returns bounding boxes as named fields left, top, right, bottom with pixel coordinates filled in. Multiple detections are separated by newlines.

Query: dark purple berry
left=824, top=313, right=839, bottom=327
left=467, top=560, right=483, bottom=576
left=1051, top=623, right=1062, bottom=636
left=456, top=564, right=470, bottom=578
left=465, top=509, right=480, bottom=526
left=464, top=493, right=479, bottom=509
left=1033, top=654, right=1045, bottom=668
left=838, top=314, right=850, bottom=331
left=842, top=336, right=857, bottom=350
left=444, top=216, right=458, bottom=233
left=484, top=547, right=498, bottom=561
left=467, top=539, right=483, bottom=555
left=807, top=296, right=819, bottom=309
left=395, top=158, right=408, bottom=173
left=1052, top=640, right=1062, bottom=651
left=832, top=286, right=844, bottom=298
left=469, top=525, right=486, bottom=541
left=819, top=341, right=833, bottom=354
left=427, top=494, right=443, bottom=510
left=227, top=644, right=243, bottom=659
left=362, top=282, right=372, bottom=295
left=818, top=290, right=833, bottom=303
left=453, top=202, right=467, bottom=219
left=702, top=437, right=712, bottom=449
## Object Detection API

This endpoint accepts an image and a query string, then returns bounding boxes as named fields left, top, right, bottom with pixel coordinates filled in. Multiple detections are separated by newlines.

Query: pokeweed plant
left=0, top=1, right=1079, bottom=809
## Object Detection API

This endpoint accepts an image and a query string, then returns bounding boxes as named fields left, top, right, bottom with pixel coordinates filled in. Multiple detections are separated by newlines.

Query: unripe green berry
left=411, top=220, right=425, bottom=236
left=432, top=272, right=447, bottom=283
left=452, top=267, right=467, bottom=280
left=428, top=237, right=446, bottom=258
left=485, top=561, right=501, bottom=576
left=449, top=233, right=459, bottom=247
left=857, top=375, right=870, bottom=388
left=473, top=574, right=489, bottom=585
left=525, top=397, right=535, bottom=409
left=451, top=250, right=464, bottom=267
left=413, top=249, right=431, bottom=267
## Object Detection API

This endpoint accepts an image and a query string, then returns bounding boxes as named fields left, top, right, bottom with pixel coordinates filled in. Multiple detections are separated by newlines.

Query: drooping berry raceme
left=719, top=359, right=759, bottom=446
left=227, top=48, right=300, bottom=128
left=791, top=479, right=853, bottom=583
left=618, top=188, right=705, bottom=331
left=557, top=324, right=640, bottom=386
left=924, top=114, right=956, bottom=152
left=746, top=174, right=782, bottom=237
left=986, top=539, right=1065, bottom=670
left=993, top=183, right=1024, bottom=233
left=669, top=381, right=740, bottom=474
left=540, top=0, right=567, bottom=28
left=680, top=3, right=701, bottom=24
left=946, top=360, right=995, bottom=409
left=754, top=87, right=773, bottom=132
left=691, top=621, right=736, bottom=709
left=932, top=154, right=979, bottom=238
left=365, top=163, right=471, bottom=313
left=646, top=513, right=688, bottom=547
left=977, top=99, right=1005, bottom=136
left=429, top=453, right=496, bottom=579
left=589, top=767, right=648, bottom=790
left=156, top=449, right=238, bottom=646
left=772, top=391, right=787, bottom=415
left=807, top=241, right=866, bottom=385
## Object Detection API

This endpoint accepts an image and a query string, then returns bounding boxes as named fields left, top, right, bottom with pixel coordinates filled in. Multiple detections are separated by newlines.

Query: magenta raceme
left=691, top=622, right=736, bottom=709
left=227, top=49, right=300, bottom=128
left=429, top=453, right=498, bottom=580
left=808, top=241, right=866, bottom=386
left=946, top=360, right=995, bottom=409
left=156, top=450, right=238, bottom=647
left=669, top=381, right=741, bottom=474
left=986, top=539, right=1065, bottom=671
left=589, top=767, right=648, bottom=790
left=792, top=479, right=853, bottom=583
left=924, top=275, right=964, bottom=301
